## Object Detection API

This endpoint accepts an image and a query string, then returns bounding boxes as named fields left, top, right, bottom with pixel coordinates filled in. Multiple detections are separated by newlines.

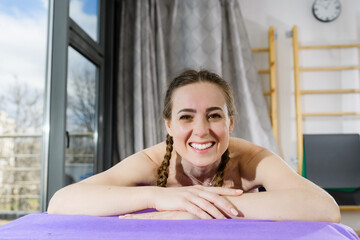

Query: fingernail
left=230, top=208, right=239, bottom=216
left=236, top=190, right=243, bottom=193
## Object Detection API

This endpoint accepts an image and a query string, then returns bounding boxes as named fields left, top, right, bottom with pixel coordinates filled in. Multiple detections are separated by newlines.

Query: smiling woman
left=158, top=70, right=235, bottom=188
left=47, top=69, right=340, bottom=223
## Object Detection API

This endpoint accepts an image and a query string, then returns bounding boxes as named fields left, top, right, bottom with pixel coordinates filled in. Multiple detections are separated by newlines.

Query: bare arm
left=47, top=150, right=159, bottom=216
left=226, top=189, right=339, bottom=222
left=47, top=144, right=242, bottom=218
left=48, top=184, right=157, bottom=216
left=227, top=149, right=340, bottom=222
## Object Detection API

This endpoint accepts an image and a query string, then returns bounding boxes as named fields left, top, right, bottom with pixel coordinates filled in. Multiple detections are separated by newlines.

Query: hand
left=151, top=186, right=243, bottom=219
left=119, top=211, right=199, bottom=220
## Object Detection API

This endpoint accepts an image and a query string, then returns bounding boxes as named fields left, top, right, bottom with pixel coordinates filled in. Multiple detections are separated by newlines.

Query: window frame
left=41, top=0, right=114, bottom=211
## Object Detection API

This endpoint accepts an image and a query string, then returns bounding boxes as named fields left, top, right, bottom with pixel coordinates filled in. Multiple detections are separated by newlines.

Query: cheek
left=172, top=123, right=190, bottom=134
left=211, top=122, right=231, bottom=136
left=214, top=124, right=231, bottom=150
left=171, top=123, right=192, bottom=143
left=171, top=127, right=191, bottom=154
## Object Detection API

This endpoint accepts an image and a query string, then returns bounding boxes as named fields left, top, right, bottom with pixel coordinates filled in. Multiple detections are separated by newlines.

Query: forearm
left=225, top=189, right=340, bottom=222
left=47, top=183, right=156, bottom=216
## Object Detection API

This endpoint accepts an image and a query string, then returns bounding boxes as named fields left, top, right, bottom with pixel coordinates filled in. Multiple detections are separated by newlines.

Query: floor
left=0, top=220, right=11, bottom=226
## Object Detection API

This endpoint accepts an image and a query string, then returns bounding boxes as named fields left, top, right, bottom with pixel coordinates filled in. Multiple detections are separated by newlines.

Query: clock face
left=312, top=0, right=341, bottom=22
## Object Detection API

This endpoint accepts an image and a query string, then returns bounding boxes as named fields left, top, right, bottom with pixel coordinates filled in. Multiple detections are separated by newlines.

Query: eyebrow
left=177, top=107, right=223, bottom=114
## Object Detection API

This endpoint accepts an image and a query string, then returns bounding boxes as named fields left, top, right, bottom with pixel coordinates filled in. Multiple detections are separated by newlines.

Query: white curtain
left=115, top=0, right=278, bottom=162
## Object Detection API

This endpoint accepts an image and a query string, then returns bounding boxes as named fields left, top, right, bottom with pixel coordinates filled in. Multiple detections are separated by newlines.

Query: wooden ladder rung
left=300, top=66, right=360, bottom=71
left=252, top=47, right=269, bottom=52
left=299, top=44, right=360, bottom=50
left=258, top=69, right=270, bottom=74
left=302, top=112, right=360, bottom=117
left=340, top=205, right=360, bottom=211
left=301, top=89, right=360, bottom=94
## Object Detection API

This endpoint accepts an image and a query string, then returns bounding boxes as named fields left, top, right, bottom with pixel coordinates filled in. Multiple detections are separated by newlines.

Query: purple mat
left=0, top=211, right=358, bottom=240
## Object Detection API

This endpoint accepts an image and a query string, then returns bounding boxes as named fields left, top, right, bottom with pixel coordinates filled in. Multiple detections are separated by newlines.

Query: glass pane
left=66, top=47, right=97, bottom=185
left=69, top=0, right=99, bottom=42
left=0, top=0, right=48, bottom=224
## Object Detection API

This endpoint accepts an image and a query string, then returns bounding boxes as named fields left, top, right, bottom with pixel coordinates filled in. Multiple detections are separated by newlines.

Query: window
left=42, top=0, right=113, bottom=211
left=0, top=0, right=48, bottom=224
left=65, top=47, right=98, bottom=185
left=70, top=0, right=99, bottom=42
left=0, top=0, right=113, bottom=223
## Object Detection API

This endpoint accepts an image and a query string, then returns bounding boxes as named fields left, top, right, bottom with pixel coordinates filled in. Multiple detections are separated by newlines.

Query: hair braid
left=157, top=134, right=173, bottom=187
left=213, top=149, right=230, bottom=187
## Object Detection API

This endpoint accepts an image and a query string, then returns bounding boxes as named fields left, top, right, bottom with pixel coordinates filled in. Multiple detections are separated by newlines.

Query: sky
left=0, top=0, right=48, bottom=17
left=0, top=0, right=98, bottom=119
left=0, top=0, right=48, bottom=95
left=70, top=0, right=98, bottom=40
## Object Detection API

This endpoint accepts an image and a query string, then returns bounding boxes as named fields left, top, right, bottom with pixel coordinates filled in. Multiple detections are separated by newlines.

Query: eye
left=208, top=113, right=222, bottom=119
left=179, top=115, right=193, bottom=120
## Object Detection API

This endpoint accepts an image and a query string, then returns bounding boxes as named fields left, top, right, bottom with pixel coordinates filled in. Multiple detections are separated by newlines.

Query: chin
left=187, top=156, right=220, bottom=168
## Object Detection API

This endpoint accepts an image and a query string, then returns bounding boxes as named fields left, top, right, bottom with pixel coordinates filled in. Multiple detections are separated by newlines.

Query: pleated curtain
left=115, top=0, right=278, bottom=163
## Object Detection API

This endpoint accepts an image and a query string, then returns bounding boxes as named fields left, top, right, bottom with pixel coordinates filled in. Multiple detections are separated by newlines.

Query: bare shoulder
left=81, top=142, right=166, bottom=186
left=228, top=137, right=265, bottom=163
left=142, top=141, right=166, bottom=166
left=228, top=137, right=277, bottom=190
left=229, top=137, right=307, bottom=191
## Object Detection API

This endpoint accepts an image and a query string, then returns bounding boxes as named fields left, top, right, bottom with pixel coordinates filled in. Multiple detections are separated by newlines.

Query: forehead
left=171, top=82, right=226, bottom=111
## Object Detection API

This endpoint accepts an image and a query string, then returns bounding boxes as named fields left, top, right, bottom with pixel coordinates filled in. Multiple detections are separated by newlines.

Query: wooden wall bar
left=292, top=25, right=360, bottom=210
left=252, top=27, right=279, bottom=143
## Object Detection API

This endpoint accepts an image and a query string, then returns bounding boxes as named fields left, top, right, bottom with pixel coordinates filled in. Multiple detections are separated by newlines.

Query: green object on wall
left=302, top=147, right=306, bottom=178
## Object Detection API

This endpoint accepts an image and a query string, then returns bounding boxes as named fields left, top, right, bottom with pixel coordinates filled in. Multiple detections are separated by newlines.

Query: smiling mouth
left=189, top=142, right=215, bottom=150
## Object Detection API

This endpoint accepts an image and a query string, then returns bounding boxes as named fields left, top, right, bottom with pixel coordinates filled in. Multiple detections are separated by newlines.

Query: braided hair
left=213, top=149, right=230, bottom=187
left=157, top=134, right=173, bottom=187
left=157, top=143, right=230, bottom=187
left=157, top=69, right=236, bottom=187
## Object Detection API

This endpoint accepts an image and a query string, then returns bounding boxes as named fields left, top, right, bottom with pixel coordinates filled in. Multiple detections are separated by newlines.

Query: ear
left=229, top=117, right=234, bottom=134
left=164, top=118, right=172, bottom=136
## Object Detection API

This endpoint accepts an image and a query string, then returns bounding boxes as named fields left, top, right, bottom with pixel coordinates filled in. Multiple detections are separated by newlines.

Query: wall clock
left=312, top=0, right=341, bottom=22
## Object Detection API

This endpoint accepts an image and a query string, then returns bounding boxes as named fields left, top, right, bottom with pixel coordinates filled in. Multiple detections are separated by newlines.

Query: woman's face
left=165, top=82, right=234, bottom=168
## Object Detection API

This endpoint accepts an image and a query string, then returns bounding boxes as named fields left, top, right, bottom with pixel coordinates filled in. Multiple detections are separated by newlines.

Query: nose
left=193, top=117, right=210, bottom=137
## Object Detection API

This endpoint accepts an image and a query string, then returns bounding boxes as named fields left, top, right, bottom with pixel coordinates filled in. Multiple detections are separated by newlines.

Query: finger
left=195, top=186, right=243, bottom=196
left=197, top=190, right=240, bottom=217
left=183, top=201, right=214, bottom=219
left=188, top=195, right=226, bottom=219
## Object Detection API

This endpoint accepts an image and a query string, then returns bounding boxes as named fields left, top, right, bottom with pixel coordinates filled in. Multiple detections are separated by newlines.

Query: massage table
left=0, top=209, right=358, bottom=240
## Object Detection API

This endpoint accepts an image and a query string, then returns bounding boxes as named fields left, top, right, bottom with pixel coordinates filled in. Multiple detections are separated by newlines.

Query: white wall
left=238, top=0, right=360, bottom=231
left=239, top=0, right=360, bottom=165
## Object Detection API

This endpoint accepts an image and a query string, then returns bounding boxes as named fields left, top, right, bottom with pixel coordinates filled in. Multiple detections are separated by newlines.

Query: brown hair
left=157, top=69, right=236, bottom=187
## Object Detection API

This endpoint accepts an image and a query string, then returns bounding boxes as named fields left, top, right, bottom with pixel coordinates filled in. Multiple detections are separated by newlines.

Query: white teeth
left=190, top=142, right=214, bottom=150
